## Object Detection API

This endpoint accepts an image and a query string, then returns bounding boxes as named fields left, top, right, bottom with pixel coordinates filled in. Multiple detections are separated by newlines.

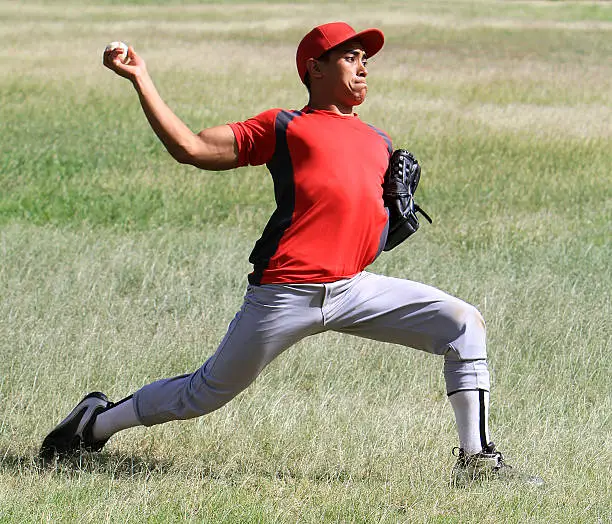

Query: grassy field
left=1, top=0, right=611, bottom=521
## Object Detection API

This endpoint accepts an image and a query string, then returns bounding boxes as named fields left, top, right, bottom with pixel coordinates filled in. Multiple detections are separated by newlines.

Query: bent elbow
left=174, top=150, right=196, bottom=165
left=174, top=149, right=219, bottom=170
left=171, top=141, right=200, bottom=166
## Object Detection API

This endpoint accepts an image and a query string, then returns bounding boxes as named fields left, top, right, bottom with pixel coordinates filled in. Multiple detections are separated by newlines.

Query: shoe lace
left=452, top=443, right=509, bottom=467
left=452, top=447, right=470, bottom=467
left=484, top=442, right=512, bottom=471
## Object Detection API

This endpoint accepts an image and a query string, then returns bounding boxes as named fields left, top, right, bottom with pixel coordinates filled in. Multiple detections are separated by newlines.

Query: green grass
left=1, top=0, right=611, bottom=522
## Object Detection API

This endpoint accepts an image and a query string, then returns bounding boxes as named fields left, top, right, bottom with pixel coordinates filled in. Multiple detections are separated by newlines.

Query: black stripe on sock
left=479, top=389, right=487, bottom=449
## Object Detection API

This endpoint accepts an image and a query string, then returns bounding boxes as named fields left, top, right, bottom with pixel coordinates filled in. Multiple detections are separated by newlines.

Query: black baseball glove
left=383, top=149, right=432, bottom=251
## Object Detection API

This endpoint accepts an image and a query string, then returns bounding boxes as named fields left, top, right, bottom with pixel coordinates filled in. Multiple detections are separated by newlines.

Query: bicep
left=191, top=125, right=239, bottom=171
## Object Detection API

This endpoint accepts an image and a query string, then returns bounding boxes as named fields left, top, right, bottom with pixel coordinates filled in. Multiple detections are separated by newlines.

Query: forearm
left=131, top=72, right=199, bottom=164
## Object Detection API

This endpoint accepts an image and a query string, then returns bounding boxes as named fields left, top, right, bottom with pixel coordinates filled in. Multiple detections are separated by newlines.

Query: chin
left=352, top=88, right=367, bottom=105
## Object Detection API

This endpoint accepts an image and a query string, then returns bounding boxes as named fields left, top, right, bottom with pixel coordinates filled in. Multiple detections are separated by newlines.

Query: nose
left=357, top=60, right=367, bottom=77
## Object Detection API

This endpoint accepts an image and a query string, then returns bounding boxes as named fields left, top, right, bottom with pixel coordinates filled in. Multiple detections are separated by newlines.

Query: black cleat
left=39, top=392, right=113, bottom=460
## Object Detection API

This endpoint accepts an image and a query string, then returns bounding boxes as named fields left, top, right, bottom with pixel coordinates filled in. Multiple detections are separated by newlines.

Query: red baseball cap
left=296, top=22, right=385, bottom=83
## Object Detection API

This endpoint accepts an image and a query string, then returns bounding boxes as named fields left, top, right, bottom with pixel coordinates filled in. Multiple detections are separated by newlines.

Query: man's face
left=316, top=40, right=369, bottom=108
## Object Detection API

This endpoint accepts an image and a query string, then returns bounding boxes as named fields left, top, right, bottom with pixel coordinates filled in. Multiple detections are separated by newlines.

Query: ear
left=306, top=58, right=324, bottom=79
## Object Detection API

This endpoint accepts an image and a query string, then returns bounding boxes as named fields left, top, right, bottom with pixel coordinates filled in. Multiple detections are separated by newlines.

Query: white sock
left=92, top=396, right=141, bottom=441
left=448, top=389, right=490, bottom=455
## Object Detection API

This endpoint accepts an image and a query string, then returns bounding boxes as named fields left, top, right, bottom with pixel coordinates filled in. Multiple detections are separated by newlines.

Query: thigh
left=203, top=283, right=325, bottom=388
left=328, top=272, right=486, bottom=357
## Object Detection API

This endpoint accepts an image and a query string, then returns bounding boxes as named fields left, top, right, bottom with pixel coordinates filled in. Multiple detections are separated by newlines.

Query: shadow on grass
left=1, top=447, right=397, bottom=486
left=0, top=448, right=174, bottom=479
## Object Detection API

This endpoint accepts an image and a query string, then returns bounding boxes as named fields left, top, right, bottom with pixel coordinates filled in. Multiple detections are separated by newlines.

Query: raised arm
left=102, top=44, right=239, bottom=171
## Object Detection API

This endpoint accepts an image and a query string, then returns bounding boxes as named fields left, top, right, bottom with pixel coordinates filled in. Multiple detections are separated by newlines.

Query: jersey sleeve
left=228, top=108, right=280, bottom=167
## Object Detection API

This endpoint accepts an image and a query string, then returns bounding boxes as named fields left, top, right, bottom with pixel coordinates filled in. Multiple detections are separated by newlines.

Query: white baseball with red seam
left=105, top=41, right=129, bottom=63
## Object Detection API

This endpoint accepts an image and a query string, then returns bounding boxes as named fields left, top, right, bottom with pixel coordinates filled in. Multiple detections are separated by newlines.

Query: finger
left=103, top=54, right=122, bottom=70
left=103, top=49, right=121, bottom=64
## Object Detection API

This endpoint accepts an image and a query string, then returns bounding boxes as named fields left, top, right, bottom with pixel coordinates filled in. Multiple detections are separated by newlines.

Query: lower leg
left=444, top=358, right=491, bottom=453
left=88, top=362, right=255, bottom=443
left=448, top=388, right=489, bottom=454
left=91, top=395, right=141, bottom=442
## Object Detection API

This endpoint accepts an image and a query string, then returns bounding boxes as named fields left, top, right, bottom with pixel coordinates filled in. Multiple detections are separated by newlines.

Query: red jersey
left=229, top=107, right=392, bottom=285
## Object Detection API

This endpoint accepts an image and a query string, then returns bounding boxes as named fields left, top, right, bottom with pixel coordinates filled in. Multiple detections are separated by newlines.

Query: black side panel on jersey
left=248, top=110, right=303, bottom=285
left=366, top=124, right=393, bottom=155
left=367, top=123, right=392, bottom=258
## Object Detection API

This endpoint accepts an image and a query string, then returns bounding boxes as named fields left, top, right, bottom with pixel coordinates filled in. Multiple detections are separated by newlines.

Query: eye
left=345, top=55, right=355, bottom=62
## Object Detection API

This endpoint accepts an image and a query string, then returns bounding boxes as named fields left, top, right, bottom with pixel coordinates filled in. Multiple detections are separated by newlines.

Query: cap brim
left=343, top=28, right=384, bottom=58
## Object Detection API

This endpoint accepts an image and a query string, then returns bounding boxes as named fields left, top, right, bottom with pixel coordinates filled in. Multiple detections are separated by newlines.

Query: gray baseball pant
left=133, top=271, right=489, bottom=426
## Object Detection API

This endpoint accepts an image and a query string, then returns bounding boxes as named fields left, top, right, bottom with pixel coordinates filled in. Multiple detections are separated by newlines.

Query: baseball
left=105, top=41, right=129, bottom=63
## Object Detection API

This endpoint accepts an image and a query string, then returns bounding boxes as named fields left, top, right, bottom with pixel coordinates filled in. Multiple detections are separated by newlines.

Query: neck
left=307, top=97, right=354, bottom=116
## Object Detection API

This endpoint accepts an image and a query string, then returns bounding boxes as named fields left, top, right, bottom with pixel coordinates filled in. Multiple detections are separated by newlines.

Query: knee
left=464, top=304, right=486, bottom=344
left=439, top=299, right=485, bottom=338
left=457, top=302, right=485, bottom=332
left=436, top=299, right=486, bottom=359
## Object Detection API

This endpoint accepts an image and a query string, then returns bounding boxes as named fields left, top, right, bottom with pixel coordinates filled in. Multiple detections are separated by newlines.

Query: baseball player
left=40, top=22, right=527, bottom=484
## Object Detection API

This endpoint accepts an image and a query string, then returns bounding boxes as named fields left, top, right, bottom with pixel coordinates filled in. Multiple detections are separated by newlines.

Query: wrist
left=131, top=68, right=151, bottom=91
